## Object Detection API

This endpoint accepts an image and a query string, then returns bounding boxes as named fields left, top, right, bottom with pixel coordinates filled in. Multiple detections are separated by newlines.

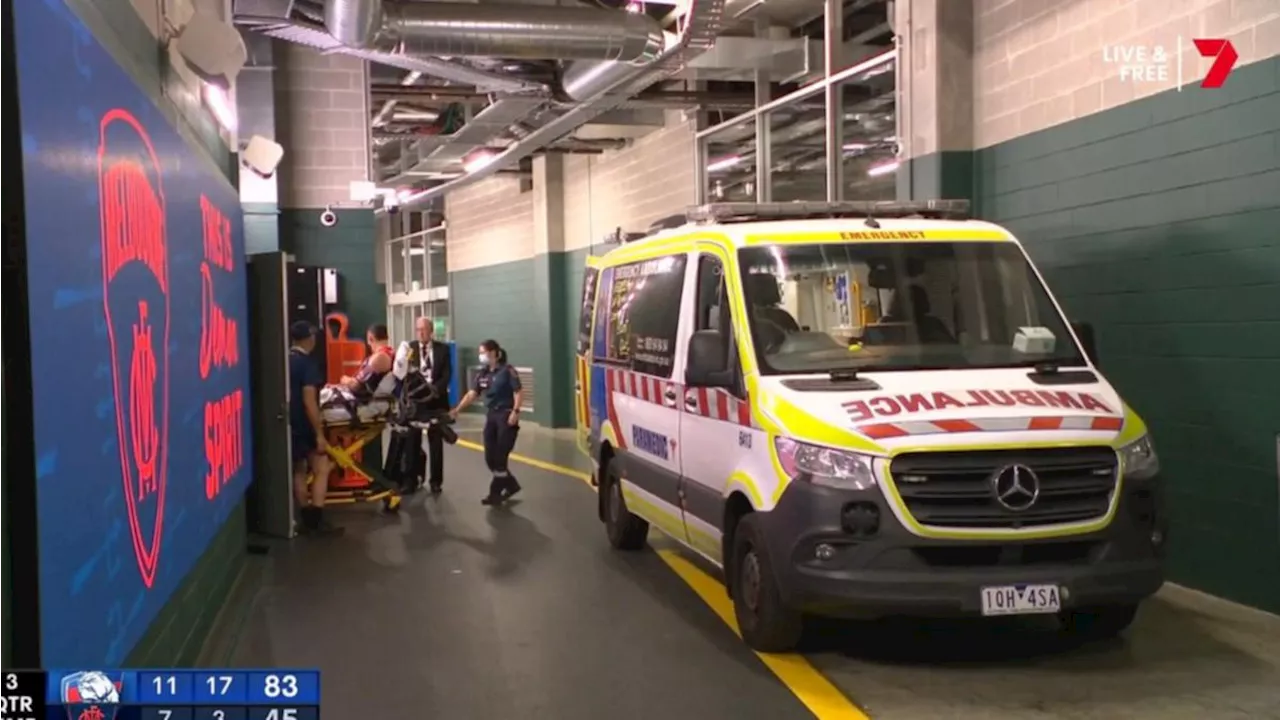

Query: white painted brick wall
left=444, top=177, right=535, bottom=271
left=445, top=114, right=698, bottom=269
left=564, top=116, right=698, bottom=251
left=974, top=0, right=1280, bottom=148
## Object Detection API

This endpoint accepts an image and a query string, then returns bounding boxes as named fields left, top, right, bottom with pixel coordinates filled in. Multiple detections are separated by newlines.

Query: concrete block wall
left=446, top=115, right=698, bottom=427
left=973, top=0, right=1280, bottom=147
left=564, top=116, right=699, bottom=251
left=274, top=44, right=373, bottom=209
left=918, top=0, right=1280, bottom=613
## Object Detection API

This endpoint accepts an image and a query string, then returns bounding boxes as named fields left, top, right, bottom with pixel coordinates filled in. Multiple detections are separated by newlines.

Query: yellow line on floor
left=455, top=441, right=869, bottom=720
left=656, top=550, right=870, bottom=720
left=456, top=439, right=594, bottom=484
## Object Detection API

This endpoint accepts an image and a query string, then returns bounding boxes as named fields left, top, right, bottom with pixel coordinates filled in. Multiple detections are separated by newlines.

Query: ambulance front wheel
left=731, top=513, right=803, bottom=653
left=603, top=462, right=648, bottom=551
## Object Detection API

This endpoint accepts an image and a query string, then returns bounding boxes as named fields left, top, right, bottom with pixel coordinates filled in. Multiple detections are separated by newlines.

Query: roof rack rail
left=603, top=227, right=649, bottom=244
left=682, top=200, right=972, bottom=226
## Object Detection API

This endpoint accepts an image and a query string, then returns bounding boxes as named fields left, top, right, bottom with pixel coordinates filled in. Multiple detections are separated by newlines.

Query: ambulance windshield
left=737, top=241, right=1085, bottom=375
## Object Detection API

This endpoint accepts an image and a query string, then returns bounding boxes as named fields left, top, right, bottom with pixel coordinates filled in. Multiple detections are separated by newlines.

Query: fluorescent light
left=843, top=142, right=870, bottom=151
left=463, top=151, right=496, bottom=174
left=867, top=160, right=899, bottom=177
left=202, top=82, right=237, bottom=132
left=706, top=155, right=741, bottom=173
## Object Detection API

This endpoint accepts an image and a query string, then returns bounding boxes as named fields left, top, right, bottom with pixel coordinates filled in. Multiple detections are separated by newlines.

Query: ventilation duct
left=325, top=0, right=664, bottom=64
left=394, top=0, right=725, bottom=204
left=237, top=15, right=544, bottom=93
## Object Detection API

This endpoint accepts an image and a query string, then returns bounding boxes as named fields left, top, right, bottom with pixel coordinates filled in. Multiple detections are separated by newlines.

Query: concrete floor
left=228, top=420, right=1280, bottom=719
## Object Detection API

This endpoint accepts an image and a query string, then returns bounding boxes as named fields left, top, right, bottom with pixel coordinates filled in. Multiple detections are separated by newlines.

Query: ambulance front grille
left=888, top=447, right=1119, bottom=529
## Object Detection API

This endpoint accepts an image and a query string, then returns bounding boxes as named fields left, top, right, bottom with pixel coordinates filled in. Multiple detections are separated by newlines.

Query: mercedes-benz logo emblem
left=992, top=464, right=1040, bottom=511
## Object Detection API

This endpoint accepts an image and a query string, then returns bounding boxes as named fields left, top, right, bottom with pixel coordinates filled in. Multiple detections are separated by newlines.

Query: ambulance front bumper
left=756, top=478, right=1167, bottom=618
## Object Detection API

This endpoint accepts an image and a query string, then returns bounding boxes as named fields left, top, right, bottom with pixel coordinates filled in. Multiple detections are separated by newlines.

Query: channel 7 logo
left=1192, top=38, right=1238, bottom=88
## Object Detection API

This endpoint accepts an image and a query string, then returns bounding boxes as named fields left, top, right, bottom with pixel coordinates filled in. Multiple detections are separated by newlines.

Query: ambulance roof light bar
left=683, top=200, right=972, bottom=226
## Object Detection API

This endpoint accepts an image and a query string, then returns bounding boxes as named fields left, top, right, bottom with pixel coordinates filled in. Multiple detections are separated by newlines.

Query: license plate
left=980, top=584, right=1062, bottom=616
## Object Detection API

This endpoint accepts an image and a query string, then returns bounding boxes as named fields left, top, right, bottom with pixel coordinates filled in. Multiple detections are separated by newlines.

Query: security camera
left=319, top=206, right=338, bottom=227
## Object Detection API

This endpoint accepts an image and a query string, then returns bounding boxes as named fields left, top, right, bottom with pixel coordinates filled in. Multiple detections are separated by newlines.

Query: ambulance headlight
left=774, top=437, right=876, bottom=490
left=1118, top=434, right=1159, bottom=480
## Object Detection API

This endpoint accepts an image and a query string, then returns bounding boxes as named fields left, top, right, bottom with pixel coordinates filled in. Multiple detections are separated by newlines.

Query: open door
left=246, top=252, right=297, bottom=538
left=574, top=256, right=602, bottom=457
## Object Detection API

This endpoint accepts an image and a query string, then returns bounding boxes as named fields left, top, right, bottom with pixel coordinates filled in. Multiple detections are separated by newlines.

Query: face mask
left=478, top=352, right=490, bottom=365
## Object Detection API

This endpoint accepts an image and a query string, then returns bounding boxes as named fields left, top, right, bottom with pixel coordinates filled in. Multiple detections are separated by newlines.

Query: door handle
left=575, top=382, right=582, bottom=392
left=663, top=388, right=677, bottom=401
left=683, top=393, right=698, bottom=410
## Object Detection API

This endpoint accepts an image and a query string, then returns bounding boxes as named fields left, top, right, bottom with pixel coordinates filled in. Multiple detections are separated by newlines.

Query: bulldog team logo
left=98, top=108, right=170, bottom=589
left=59, top=670, right=123, bottom=720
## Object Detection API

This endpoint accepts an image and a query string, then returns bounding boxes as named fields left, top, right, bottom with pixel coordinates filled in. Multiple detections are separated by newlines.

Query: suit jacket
left=409, top=340, right=451, bottom=408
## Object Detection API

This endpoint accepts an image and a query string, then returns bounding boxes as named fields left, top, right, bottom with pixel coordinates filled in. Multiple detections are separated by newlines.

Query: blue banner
left=14, top=0, right=253, bottom=665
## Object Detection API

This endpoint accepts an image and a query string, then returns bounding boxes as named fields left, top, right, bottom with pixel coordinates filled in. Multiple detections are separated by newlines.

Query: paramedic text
left=1, top=671, right=46, bottom=720
left=199, top=195, right=246, bottom=501
left=1103, top=44, right=1170, bottom=83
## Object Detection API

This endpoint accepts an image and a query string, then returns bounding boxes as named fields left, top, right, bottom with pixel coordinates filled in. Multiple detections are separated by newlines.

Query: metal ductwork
left=396, top=0, right=725, bottom=205
left=325, top=0, right=664, bottom=63
left=237, top=14, right=545, bottom=93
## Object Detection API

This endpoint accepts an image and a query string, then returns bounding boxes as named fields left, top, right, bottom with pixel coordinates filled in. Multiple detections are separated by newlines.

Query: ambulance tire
left=731, top=513, right=803, bottom=653
left=604, top=462, right=648, bottom=551
left=1058, top=603, right=1139, bottom=641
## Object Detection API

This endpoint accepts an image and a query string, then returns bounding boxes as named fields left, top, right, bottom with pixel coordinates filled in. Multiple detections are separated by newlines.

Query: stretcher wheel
left=383, top=495, right=402, bottom=513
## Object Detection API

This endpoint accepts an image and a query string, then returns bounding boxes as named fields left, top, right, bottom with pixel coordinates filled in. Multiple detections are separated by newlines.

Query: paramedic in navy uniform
left=409, top=316, right=452, bottom=493
left=450, top=339, right=523, bottom=505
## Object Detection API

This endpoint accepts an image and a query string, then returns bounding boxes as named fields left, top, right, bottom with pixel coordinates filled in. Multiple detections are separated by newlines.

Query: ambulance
left=573, top=201, right=1165, bottom=652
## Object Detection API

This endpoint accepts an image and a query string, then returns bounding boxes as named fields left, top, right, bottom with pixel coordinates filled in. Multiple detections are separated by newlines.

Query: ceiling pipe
left=394, top=0, right=726, bottom=207
left=325, top=0, right=664, bottom=63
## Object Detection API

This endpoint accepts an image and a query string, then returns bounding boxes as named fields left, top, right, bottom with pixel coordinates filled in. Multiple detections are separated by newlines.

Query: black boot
left=501, top=474, right=521, bottom=500
left=481, top=476, right=504, bottom=505
left=306, top=507, right=344, bottom=537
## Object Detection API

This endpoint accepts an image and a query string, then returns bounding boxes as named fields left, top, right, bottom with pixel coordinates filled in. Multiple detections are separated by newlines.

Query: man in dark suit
left=409, top=316, right=452, bottom=493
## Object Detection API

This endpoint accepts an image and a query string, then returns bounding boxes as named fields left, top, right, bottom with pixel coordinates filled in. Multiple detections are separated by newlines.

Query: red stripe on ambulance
left=605, top=366, right=756, bottom=427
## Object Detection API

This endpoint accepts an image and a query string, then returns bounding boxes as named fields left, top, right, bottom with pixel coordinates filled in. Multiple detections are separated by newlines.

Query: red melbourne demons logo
left=98, top=109, right=170, bottom=590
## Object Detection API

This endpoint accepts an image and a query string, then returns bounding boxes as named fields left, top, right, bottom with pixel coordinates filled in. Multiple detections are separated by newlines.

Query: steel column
left=824, top=0, right=844, bottom=201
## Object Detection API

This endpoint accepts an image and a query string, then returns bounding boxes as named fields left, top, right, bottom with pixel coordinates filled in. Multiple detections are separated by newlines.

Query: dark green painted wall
left=451, top=247, right=597, bottom=429
left=279, top=209, right=384, bottom=336
left=966, top=57, right=1279, bottom=614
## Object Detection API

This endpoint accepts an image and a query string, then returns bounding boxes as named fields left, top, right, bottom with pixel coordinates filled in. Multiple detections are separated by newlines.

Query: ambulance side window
left=693, top=254, right=739, bottom=390
left=695, top=255, right=730, bottom=332
left=576, top=266, right=599, bottom=356
left=599, top=255, right=687, bottom=378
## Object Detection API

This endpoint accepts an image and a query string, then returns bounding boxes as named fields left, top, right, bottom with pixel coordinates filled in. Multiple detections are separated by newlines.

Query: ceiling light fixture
left=463, top=150, right=497, bottom=174
left=706, top=155, right=741, bottom=173
left=867, top=160, right=900, bottom=177
left=202, top=82, right=237, bottom=132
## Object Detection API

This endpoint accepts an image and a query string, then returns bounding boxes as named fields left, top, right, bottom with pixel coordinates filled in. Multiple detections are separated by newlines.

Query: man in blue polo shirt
left=289, top=321, right=342, bottom=536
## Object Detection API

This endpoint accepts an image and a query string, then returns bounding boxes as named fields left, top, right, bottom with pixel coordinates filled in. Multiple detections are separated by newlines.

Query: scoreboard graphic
left=0, top=669, right=319, bottom=720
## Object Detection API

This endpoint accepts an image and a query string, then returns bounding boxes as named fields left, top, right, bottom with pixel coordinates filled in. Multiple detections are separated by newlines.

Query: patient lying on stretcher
left=320, top=326, right=409, bottom=424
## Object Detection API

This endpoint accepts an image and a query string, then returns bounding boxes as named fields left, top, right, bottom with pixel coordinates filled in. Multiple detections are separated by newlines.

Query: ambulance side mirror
left=686, top=330, right=734, bottom=389
left=1071, top=321, right=1098, bottom=365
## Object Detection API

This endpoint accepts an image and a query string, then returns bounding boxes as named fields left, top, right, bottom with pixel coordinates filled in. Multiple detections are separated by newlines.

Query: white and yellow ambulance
left=573, top=201, right=1165, bottom=652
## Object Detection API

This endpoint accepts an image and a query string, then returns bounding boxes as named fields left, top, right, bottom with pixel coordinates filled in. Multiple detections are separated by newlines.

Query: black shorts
left=292, top=430, right=318, bottom=463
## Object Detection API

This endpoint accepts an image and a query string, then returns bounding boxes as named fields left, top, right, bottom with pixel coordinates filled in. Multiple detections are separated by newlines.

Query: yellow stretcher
left=307, top=405, right=404, bottom=514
